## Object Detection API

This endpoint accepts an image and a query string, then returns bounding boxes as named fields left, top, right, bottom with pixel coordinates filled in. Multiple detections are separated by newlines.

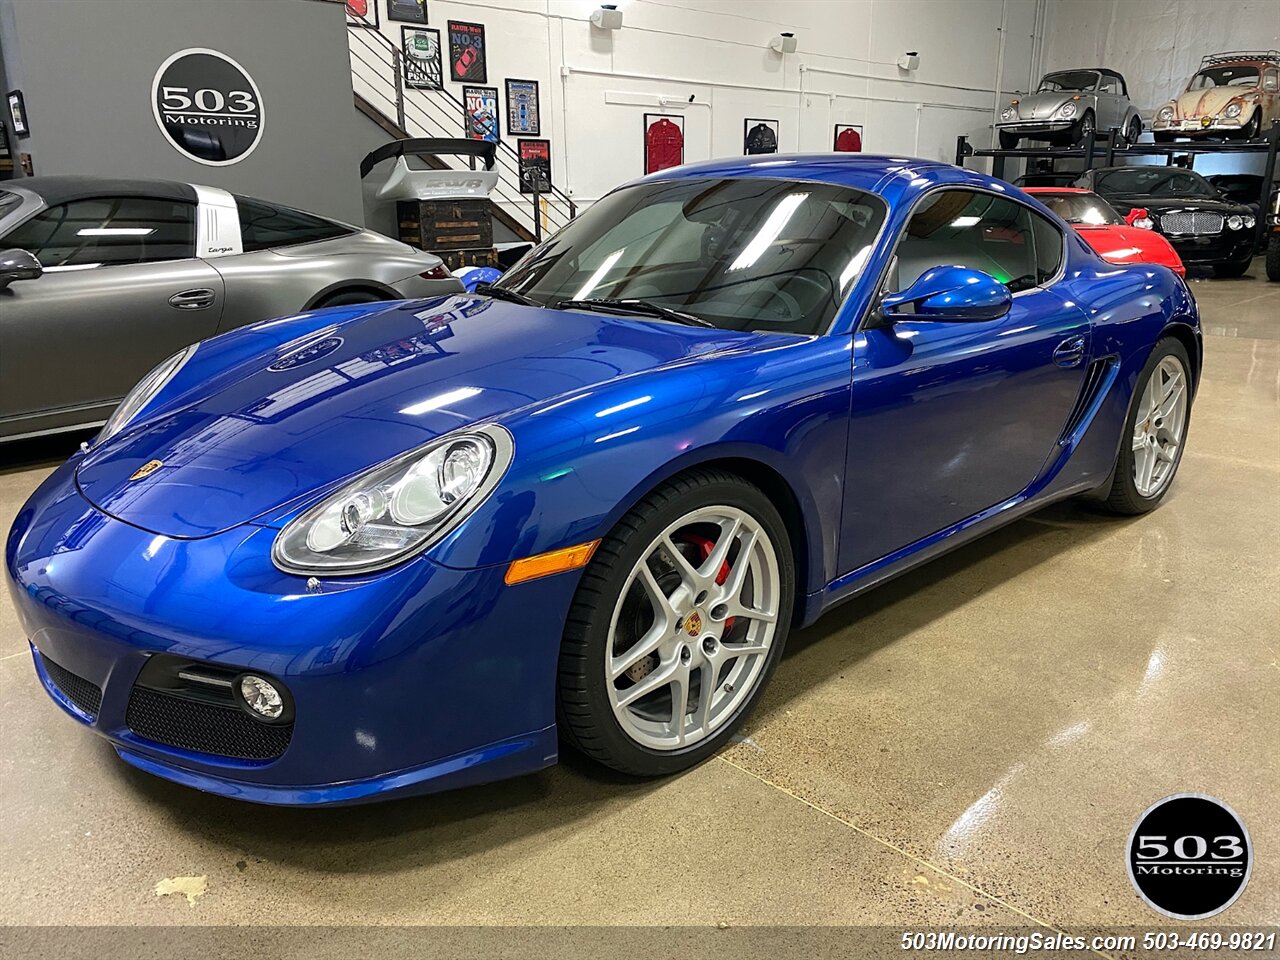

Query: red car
left=1025, top=187, right=1185, bottom=277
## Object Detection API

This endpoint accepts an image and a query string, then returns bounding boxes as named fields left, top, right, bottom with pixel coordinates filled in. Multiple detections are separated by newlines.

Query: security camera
left=590, top=4, right=623, bottom=30
left=769, top=32, right=797, bottom=54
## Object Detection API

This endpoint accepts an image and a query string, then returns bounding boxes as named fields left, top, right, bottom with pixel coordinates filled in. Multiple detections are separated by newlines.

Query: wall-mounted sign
left=7, top=89, right=30, bottom=138
left=151, top=48, right=264, bottom=166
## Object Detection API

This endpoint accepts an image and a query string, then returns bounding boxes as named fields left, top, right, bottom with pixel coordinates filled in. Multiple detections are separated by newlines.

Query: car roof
left=1045, top=67, right=1124, bottom=81
left=7, top=176, right=198, bottom=206
left=627, top=153, right=971, bottom=196
left=1023, top=186, right=1092, bottom=194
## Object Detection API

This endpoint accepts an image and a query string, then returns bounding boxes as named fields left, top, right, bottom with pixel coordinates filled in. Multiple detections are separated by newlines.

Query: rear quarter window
left=234, top=196, right=354, bottom=252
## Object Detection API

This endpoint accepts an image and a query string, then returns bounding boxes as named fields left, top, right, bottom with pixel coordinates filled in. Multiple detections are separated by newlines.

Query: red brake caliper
left=681, top=534, right=736, bottom=634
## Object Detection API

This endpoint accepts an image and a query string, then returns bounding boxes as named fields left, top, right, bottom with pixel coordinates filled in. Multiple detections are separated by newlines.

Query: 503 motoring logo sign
left=151, top=48, right=263, bottom=166
left=1127, top=794, right=1253, bottom=919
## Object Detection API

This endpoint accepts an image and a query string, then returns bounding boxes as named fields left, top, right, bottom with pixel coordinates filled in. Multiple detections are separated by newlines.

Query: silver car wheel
left=1132, top=355, right=1189, bottom=499
left=605, top=506, right=780, bottom=751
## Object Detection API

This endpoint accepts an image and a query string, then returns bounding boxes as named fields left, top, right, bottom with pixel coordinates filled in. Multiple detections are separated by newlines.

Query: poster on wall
left=386, top=0, right=426, bottom=24
left=402, top=27, right=442, bottom=89
left=744, top=118, right=778, bottom=155
left=505, top=79, right=540, bottom=136
left=7, top=90, right=29, bottom=138
left=151, top=49, right=263, bottom=166
left=463, top=85, right=500, bottom=143
left=833, top=124, right=863, bottom=152
left=644, top=113, right=684, bottom=174
left=518, top=139, right=552, bottom=194
left=346, top=0, right=379, bottom=27
left=448, top=21, right=487, bottom=83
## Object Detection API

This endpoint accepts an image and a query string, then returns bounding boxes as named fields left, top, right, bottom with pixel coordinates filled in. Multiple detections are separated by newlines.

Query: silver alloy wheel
left=606, top=506, right=780, bottom=751
left=1132, top=355, right=1189, bottom=498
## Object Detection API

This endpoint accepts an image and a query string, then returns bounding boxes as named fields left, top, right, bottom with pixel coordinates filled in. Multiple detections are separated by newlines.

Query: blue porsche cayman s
left=5, top=155, right=1200, bottom=805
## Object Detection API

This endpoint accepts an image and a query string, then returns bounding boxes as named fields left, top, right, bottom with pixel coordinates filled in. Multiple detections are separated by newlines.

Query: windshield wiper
left=554, top=297, right=715, bottom=328
left=475, top=282, right=542, bottom=307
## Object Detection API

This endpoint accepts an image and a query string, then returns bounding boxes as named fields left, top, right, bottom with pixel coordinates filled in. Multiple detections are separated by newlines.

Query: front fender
left=426, top=334, right=855, bottom=600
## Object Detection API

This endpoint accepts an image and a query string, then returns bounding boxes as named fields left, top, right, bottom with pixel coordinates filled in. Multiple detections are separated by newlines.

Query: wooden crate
left=438, top=248, right=500, bottom=271
left=398, top=199, right=493, bottom=253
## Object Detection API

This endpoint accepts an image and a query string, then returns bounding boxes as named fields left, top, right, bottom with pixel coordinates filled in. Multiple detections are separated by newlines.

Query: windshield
left=1093, top=168, right=1218, bottom=200
left=1039, top=71, right=1097, bottom=92
left=1034, top=192, right=1124, bottom=225
left=498, top=177, right=887, bottom=335
left=1189, top=65, right=1260, bottom=89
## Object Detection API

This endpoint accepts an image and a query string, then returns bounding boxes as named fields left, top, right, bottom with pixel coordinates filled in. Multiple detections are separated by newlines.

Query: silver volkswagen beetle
left=0, top=177, right=462, bottom=443
left=996, top=68, right=1143, bottom=149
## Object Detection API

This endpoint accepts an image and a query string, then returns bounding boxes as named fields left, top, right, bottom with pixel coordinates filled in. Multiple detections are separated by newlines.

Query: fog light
left=239, top=675, right=284, bottom=719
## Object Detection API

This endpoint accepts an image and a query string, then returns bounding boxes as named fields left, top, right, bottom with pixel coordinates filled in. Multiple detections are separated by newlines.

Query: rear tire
left=1267, top=235, right=1280, bottom=282
left=314, top=290, right=387, bottom=308
left=1212, top=260, right=1250, bottom=278
left=1099, top=338, right=1192, bottom=516
left=557, top=469, right=794, bottom=777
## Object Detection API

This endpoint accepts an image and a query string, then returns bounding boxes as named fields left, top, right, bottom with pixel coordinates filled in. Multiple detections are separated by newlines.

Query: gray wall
left=0, top=0, right=365, bottom=223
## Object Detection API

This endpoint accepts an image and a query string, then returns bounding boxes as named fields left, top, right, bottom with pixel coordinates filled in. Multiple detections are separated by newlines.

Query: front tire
left=1124, top=116, right=1142, bottom=145
left=1212, top=260, right=1250, bottom=278
left=557, top=469, right=794, bottom=776
left=1267, top=235, right=1280, bottom=282
left=998, top=130, right=1020, bottom=150
left=1074, top=110, right=1096, bottom=148
left=1099, top=338, right=1192, bottom=515
left=1238, top=112, right=1262, bottom=141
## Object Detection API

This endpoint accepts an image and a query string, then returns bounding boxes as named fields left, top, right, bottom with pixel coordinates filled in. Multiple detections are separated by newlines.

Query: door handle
left=1053, top=335, right=1087, bottom=368
left=169, top=288, right=215, bottom=310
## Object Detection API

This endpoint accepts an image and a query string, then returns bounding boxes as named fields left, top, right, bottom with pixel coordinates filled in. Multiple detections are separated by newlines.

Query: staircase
left=347, top=16, right=575, bottom=243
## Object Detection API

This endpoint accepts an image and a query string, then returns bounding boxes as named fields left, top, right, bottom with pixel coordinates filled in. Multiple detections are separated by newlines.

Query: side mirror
left=1125, top=207, right=1154, bottom=229
left=879, top=266, right=1011, bottom=323
left=0, top=249, right=42, bottom=289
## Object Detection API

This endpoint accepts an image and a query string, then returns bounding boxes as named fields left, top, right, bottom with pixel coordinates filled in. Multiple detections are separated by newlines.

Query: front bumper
left=5, top=457, right=575, bottom=805
left=996, top=121, right=1075, bottom=137
left=1152, top=118, right=1248, bottom=136
left=1161, top=231, right=1256, bottom=266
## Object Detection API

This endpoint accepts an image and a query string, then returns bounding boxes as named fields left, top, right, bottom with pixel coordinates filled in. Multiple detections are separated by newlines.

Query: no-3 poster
left=402, top=27, right=442, bottom=90
left=345, top=0, right=378, bottom=27
left=518, top=139, right=552, bottom=194
left=834, top=124, right=863, bottom=152
left=464, top=85, right=499, bottom=143
left=644, top=113, right=684, bottom=174
left=448, top=21, right=487, bottom=83
left=744, top=118, right=778, bottom=155
left=506, top=79, right=540, bottom=136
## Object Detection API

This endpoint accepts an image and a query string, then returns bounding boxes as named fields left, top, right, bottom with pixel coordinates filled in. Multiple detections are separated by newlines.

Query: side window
left=1028, top=209, right=1064, bottom=285
left=890, top=190, right=1048, bottom=294
left=234, top=195, right=353, bottom=252
left=1099, top=77, right=1117, bottom=94
left=4, top=197, right=195, bottom=268
left=1264, top=69, right=1279, bottom=92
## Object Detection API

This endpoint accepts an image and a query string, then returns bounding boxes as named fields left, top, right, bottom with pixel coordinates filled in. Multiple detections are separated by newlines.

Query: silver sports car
left=996, top=68, right=1143, bottom=149
left=0, top=177, right=462, bottom=443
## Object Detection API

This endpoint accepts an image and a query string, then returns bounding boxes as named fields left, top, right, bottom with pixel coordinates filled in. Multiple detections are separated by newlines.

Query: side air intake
left=1058, top=357, right=1117, bottom=445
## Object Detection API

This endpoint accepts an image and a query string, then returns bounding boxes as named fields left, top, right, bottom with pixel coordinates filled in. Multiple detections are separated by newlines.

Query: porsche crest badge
left=129, top=459, right=164, bottom=481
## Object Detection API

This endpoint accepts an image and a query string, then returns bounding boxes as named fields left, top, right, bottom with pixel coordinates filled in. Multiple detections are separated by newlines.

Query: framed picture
left=744, top=118, right=778, bottom=155
left=833, top=124, right=863, bottom=152
left=7, top=89, right=29, bottom=138
left=505, top=79, right=540, bottom=136
left=402, top=27, right=442, bottom=90
left=644, top=113, right=684, bottom=174
left=463, top=85, right=500, bottom=143
left=345, top=0, right=379, bottom=27
left=518, top=139, right=552, bottom=194
left=386, top=0, right=426, bottom=24
left=447, top=21, right=487, bottom=83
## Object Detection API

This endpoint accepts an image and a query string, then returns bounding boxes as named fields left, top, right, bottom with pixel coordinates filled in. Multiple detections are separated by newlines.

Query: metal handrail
left=346, top=14, right=576, bottom=238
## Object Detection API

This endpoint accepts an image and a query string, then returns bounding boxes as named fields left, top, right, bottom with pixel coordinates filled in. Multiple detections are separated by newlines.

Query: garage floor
left=1, top=266, right=1276, bottom=936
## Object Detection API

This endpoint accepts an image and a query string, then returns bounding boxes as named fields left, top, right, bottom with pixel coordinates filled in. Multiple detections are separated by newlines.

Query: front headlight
left=1057, top=101, right=1078, bottom=120
left=1243, top=215, right=1255, bottom=228
left=1000, top=106, right=1015, bottom=121
left=1224, top=102, right=1242, bottom=119
left=272, top=424, right=513, bottom=575
left=1133, top=217, right=1155, bottom=230
left=97, top=345, right=197, bottom=445
left=1226, top=215, right=1244, bottom=230
left=1157, top=105, right=1175, bottom=122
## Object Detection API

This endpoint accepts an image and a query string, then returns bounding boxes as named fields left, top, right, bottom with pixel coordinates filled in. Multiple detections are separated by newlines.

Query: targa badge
left=151, top=48, right=263, bottom=165
left=1127, top=793, right=1252, bottom=919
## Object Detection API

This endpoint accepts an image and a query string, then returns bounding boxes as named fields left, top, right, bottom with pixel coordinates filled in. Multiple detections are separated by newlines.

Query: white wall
left=1042, top=0, right=1280, bottom=117
left=352, top=0, right=1049, bottom=205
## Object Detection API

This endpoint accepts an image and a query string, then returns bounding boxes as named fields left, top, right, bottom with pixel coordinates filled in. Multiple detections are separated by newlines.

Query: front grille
left=126, top=687, right=293, bottom=760
left=1160, top=211, right=1224, bottom=235
left=39, top=653, right=103, bottom=719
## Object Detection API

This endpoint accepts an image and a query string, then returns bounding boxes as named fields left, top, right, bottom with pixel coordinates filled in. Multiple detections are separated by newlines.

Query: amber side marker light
left=505, top=540, right=601, bottom=585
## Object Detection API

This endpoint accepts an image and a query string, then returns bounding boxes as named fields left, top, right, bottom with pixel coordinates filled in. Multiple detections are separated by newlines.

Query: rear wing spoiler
left=361, top=138, right=499, bottom=202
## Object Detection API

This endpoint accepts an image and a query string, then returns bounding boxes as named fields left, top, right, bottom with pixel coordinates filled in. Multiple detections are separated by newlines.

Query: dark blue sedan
left=4, top=155, right=1201, bottom=804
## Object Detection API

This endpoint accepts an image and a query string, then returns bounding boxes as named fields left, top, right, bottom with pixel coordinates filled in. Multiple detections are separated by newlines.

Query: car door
left=1094, top=75, right=1121, bottom=131
left=839, top=188, right=1091, bottom=574
left=0, top=195, right=224, bottom=437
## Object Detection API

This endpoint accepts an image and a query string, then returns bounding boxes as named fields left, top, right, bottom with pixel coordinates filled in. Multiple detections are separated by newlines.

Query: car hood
left=1172, top=87, right=1254, bottom=118
left=1074, top=224, right=1181, bottom=265
left=1097, top=194, right=1247, bottom=215
left=1011, top=92, right=1080, bottom=120
left=75, top=295, right=762, bottom=539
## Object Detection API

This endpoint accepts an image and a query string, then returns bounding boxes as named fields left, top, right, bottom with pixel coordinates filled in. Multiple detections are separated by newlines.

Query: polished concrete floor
left=1, top=265, right=1276, bottom=935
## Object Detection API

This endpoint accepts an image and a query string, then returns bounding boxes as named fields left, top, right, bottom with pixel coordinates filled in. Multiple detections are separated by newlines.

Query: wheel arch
left=1158, top=319, right=1202, bottom=393
left=303, top=279, right=400, bottom=310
